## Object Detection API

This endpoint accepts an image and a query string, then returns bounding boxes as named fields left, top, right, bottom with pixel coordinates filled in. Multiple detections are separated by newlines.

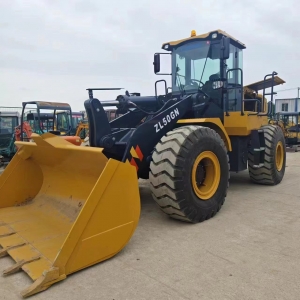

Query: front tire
left=149, top=125, right=229, bottom=223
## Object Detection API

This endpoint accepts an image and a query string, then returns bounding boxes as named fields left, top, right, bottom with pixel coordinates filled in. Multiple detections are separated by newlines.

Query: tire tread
left=149, top=125, right=229, bottom=223
left=248, top=125, right=286, bottom=185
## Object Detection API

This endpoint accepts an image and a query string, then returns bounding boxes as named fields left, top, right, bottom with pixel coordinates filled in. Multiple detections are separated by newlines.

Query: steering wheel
left=190, top=79, right=205, bottom=87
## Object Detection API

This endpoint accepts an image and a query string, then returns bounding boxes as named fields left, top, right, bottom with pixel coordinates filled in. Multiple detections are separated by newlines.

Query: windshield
left=0, top=116, right=19, bottom=134
left=56, top=112, right=70, bottom=131
left=172, top=41, right=221, bottom=94
left=71, top=115, right=83, bottom=128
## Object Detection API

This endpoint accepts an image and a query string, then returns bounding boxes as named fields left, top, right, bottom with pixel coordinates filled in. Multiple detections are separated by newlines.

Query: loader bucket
left=0, top=133, right=140, bottom=298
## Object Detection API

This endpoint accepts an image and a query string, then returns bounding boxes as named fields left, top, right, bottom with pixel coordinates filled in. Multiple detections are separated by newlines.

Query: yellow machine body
left=176, top=76, right=286, bottom=145
left=177, top=118, right=232, bottom=151
left=0, top=133, right=140, bottom=298
left=75, top=121, right=89, bottom=143
left=223, top=112, right=268, bottom=136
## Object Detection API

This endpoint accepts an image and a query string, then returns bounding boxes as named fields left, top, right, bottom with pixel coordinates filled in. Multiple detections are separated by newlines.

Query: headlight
left=212, top=81, right=224, bottom=89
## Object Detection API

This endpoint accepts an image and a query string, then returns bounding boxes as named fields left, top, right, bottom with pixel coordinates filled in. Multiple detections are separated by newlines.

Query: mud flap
left=0, top=133, right=140, bottom=298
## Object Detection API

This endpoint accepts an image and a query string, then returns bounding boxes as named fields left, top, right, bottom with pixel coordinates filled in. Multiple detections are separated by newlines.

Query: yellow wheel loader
left=75, top=120, right=89, bottom=143
left=0, top=29, right=286, bottom=297
left=270, top=112, right=300, bottom=151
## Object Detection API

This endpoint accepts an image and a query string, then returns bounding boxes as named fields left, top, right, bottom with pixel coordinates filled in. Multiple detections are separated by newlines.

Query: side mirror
left=153, top=53, right=160, bottom=74
left=220, top=36, right=230, bottom=60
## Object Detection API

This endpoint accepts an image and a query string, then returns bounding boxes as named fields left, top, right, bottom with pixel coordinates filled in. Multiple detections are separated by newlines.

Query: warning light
left=191, top=30, right=196, bottom=37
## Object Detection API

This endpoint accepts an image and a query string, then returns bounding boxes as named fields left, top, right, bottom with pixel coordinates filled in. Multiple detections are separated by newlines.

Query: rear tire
left=248, top=125, right=286, bottom=185
left=149, top=125, right=229, bottom=223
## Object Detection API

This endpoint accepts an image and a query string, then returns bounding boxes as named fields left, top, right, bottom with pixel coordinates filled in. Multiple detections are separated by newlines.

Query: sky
left=0, top=0, right=299, bottom=111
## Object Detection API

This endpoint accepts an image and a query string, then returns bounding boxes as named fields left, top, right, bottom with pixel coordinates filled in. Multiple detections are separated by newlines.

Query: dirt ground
left=0, top=149, right=300, bottom=300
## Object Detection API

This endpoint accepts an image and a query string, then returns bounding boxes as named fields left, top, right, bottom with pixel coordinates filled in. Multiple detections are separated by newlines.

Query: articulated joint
left=99, top=136, right=115, bottom=148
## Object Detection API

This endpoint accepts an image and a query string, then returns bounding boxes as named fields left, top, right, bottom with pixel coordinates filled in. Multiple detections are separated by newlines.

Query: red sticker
left=135, top=145, right=144, bottom=161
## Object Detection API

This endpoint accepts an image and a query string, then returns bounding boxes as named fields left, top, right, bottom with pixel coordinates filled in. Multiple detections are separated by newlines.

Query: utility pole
left=298, top=88, right=300, bottom=112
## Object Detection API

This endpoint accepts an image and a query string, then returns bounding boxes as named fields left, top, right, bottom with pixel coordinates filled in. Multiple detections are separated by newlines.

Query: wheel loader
left=270, top=111, right=300, bottom=152
left=0, top=111, right=20, bottom=165
left=0, top=29, right=286, bottom=297
left=75, top=120, right=89, bottom=143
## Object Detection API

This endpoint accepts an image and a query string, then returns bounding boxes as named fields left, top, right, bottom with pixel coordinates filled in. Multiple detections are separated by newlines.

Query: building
left=275, top=98, right=300, bottom=113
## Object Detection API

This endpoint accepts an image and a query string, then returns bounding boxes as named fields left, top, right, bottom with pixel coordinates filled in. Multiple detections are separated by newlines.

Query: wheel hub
left=195, top=163, right=206, bottom=186
left=191, top=151, right=221, bottom=200
left=275, top=141, right=284, bottom=171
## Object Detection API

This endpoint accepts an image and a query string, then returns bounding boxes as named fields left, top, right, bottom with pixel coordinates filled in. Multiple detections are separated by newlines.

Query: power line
left=276, top=87, right=299, bottom=93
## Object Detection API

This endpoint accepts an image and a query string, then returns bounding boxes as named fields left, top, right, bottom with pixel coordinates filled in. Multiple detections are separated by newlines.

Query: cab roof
left=22, top=101, right=71, bottom=111
left=162, top=29, right=246, bottom=51
left=0, top=111, right=20, bottom=117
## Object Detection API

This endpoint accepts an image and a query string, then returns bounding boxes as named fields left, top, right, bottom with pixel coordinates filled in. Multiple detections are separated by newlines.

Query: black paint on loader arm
left=84, top=94, right=194, bottom=174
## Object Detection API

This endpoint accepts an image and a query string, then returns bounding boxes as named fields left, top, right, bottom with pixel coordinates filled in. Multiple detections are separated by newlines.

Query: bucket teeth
left=3, top=255, right=40, bottom=276
left=0, top=232, right=15, bottom=238
left=0, top=226, right=15, bottom=238
left=20, top=267, right=61, bottom=298
left=0, top=242, right=26, bottom=258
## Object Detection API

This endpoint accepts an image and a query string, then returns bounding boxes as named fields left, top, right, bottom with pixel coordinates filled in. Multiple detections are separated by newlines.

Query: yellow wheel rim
left=191, top=151, right=221, bottom=200
left=275, top=141, right=284, bottom=171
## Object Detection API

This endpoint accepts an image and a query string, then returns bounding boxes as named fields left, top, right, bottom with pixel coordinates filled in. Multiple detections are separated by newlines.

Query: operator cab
left=0, top=112, right=20, bottom=135
left=153, top=29, right=245, bottom=115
